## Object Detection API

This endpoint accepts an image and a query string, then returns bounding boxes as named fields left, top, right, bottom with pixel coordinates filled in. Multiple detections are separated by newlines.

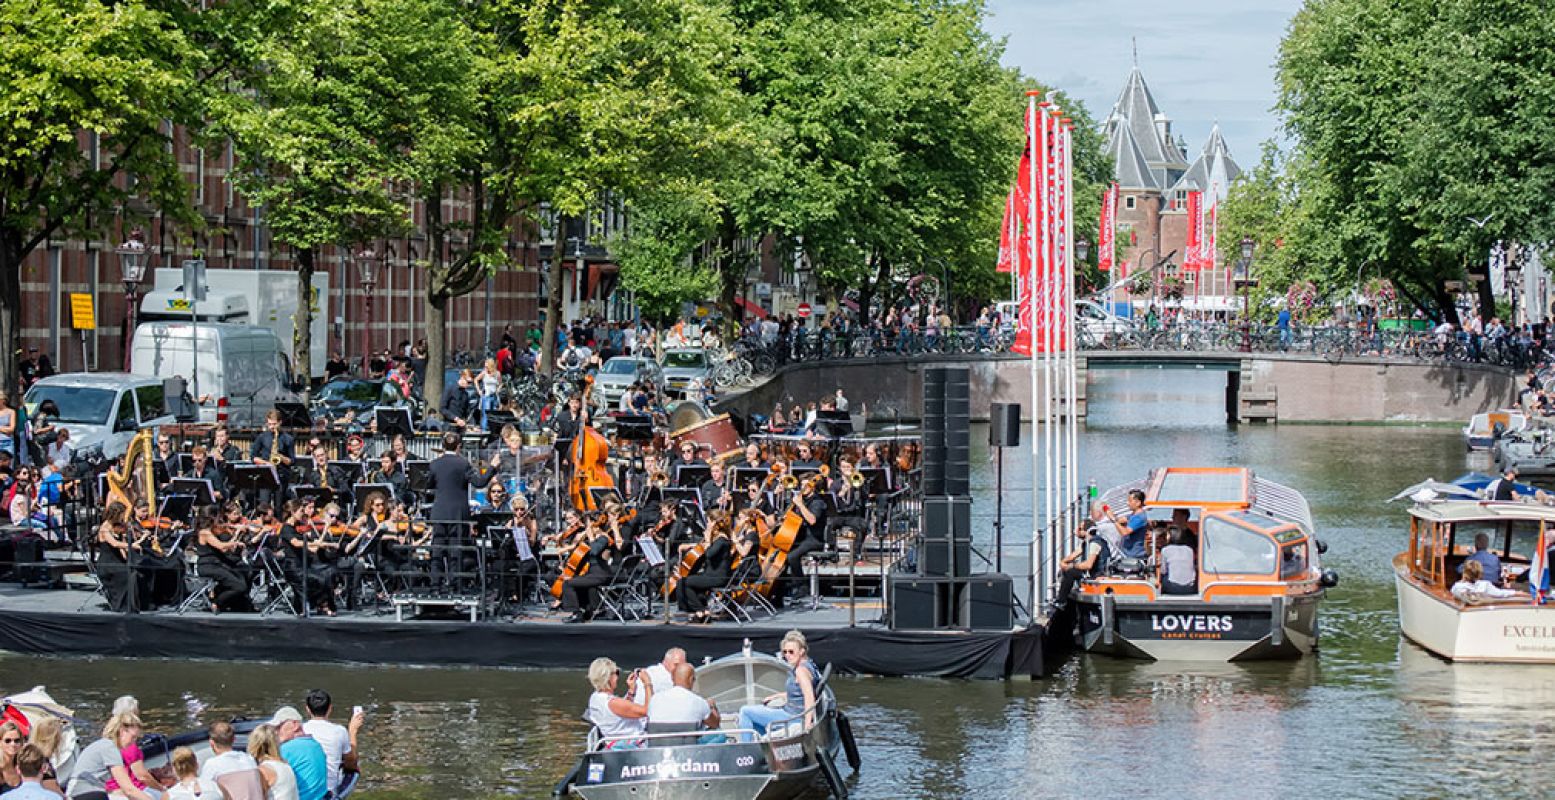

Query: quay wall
left=715, top=353, right=1517, bottom=424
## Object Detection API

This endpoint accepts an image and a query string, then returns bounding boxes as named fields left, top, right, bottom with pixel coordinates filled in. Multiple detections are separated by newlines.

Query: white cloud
left=983, top=0, right=1302, bottom=159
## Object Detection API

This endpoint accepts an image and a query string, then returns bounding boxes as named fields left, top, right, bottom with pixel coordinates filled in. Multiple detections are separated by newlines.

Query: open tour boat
left=1397, top=499, right=1555, bottom=663
left=1080, top=467, right=1336, bottom=661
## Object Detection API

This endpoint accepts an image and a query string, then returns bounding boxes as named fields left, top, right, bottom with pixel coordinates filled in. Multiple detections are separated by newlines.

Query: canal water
left=2, top=369, right=1539, bottom=799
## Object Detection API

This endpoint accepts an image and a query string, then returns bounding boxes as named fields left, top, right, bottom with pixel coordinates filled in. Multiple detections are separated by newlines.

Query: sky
left=983, top=0, right=1304, bottom=164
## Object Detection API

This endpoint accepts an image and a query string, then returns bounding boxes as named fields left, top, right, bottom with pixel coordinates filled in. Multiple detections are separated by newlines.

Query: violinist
left=543, top=510, right=585, bottom=550
left=350, top=491, right=406, bottom=592
left=194, top=507, right=252, bottom=612
left=736, top=481, right=776, bottom=530
left=558, top=510, right=622, bottom=623
left=497, top=495, right=540, bottom=606
left=280, top=500, right=338, bottom=616
left=780, top=475, right=828, bottom=603
left=677, top=512, right=733, bottom=624
left=181, top=444, right=227, bottom=502
left=131, top=501, right=186, bottom=607
left=316, top=502, right=367, bottom=610
left=94, top=502, right=145, bottom=612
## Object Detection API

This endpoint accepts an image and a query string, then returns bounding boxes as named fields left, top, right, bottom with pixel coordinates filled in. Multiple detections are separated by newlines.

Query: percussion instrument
left=671, top=413, right=742, bottom=463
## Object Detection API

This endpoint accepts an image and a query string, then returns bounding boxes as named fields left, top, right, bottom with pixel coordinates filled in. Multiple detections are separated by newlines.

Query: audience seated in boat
left=246, top=724, right=297, bottom=800
left=646, top=663, right=722, bottom=744
left=632, top=648, right=686, bottom=705
left=1451, top=560, right=1524, bottom=604
left=1169, top=508, right=1198, bottom=546
left=10, top=743, right=53, bottom=800
left=1457, top=533, right=1504, bottom=588
left=27, top=717, right=65, bottom=795
left=166, top=747, right=222, bottom=800
left=1088, top=505, right=1123, bottom=572
left=585, top=658, right=650, bottom=750
left=70, top=712, right=153, bottom=800
left=737, top=631, right=819, bottom=743
left=199, top=721, right=258, bottom=784
left=1160, top=527, right=1197, bottom=596
left=272, top=707, right=328, bottom=800
left=1053, top=522, right=1108, bottom=610
left=1111, top=490, right=1150, bottom=560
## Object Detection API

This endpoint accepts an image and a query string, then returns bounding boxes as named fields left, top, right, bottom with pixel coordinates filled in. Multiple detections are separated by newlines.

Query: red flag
left=1012, top=105, right=1038, bottom=356
left=996, top=188, right=1017, bottom=274
left=1184, top=190, right=1203, bottom=271
left=1205, top=184, right=1218, bottom=274
left=1098, top=183, right=1117, bottom=272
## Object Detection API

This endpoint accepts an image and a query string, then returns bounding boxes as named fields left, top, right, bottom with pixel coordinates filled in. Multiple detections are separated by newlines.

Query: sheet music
left=637, top=536, right=665, bottom=567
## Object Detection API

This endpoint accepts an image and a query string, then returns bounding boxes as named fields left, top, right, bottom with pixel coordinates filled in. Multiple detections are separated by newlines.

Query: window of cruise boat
left=1280, top=542, right=1309, bottom=580
left=1201, top=517, right=1277, bottom=575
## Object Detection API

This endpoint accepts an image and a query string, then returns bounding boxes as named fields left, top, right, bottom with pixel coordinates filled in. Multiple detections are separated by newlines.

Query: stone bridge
left=714, top=350, right=1517, bottom=424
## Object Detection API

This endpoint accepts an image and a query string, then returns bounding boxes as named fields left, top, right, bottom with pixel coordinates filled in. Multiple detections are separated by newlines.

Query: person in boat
left=165, top=747, right=221, bottom=800
left=632, top=648, right=688, bottom=705
left=1457, top=532, right=1505, bottom=587
left=302, top=689, right=361, bottom=797
left=1111, top=490, right=1150, bottom=560
left=8, top=743, right=55, bottom=800
left=0, top=720, right=23, bottom=793
left=1053, top=521, right=1108, bottom=611
left=68, top=712, right=155, bottom=800
left=271, top=707, right=327, bottom=800
left=246, top=725, right=297, bottom=800
left=647, top=662, right=722, bottom=741
left=1488, top=467, right=1521, bottom=502
left=1451, top=559, right=1525, bottom=604
left=27, top=717, right=66, bottom=795
left=1088, top=505, right=1123, bottom=572
left=1169, top=508, right=1198, bottom=546
left=736, top=630, right=820, bottom=742
left=585, top=657, right=651, bottom=750
left=1160, top=527, right=1197, bottom=595
left=198, top=722, right=258, bottom=785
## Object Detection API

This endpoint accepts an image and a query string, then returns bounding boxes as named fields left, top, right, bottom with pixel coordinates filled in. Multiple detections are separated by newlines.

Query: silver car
left=659, top=348, right=712, bottom=398
left=593, top=356, right=664, bottom=408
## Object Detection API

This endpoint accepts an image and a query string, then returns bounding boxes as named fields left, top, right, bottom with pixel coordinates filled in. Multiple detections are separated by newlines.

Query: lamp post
left=355, top=249, right=378, bottom=374
left=115, top=229, right=150, bottom=370
left=1236, top=236, right=1257, bottom=352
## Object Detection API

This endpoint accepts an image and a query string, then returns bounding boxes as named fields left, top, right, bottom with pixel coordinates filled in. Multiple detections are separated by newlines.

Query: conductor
left=428, top=431, right=499, bottom=590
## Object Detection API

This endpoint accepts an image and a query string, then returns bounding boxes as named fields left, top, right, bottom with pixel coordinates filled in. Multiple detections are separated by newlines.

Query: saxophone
left=269, top=430, right=282, bottom=465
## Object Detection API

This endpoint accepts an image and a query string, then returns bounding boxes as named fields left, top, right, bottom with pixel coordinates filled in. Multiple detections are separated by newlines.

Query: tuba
left=106, top=429, right=156, bottom=515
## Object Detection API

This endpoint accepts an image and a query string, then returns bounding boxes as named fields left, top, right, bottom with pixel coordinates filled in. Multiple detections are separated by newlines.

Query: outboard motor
left=1320, top=569, right=1340, bottom=588
left=1493, top=421, right=1508, bottom=441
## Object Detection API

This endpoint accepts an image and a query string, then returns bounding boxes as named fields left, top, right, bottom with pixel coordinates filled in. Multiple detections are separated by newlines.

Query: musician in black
left=250, top=409, right=295, bottom=511
left=130, top=502, right=185, bottom=608
left=194, top=508, right=252, bottom=612
left=367, top=451, right=410, bottom=507
left=176, top=443, right=226, bottom=502
left=829, top=457, right=868, bottom=553
left=699, top=462, right=732, bottom=514
left=209, top=424, right=244, bottom=467
left=558, top=509, right=622, bottom=623
left=299, top=443, right=334, bottom=499
left=790, top=442, right=820, bottom=470
left=737, top=480, right=776, bottom=530
left=781, top=476, right=828, bottom=602
left=153, top=432, right=178, bottom=487
left=426, top=431, right=498, bottom=590
left=492, top=424, right=527, bottom=478
left=552, top=395, right=583, bottom=442
left=676, top=513, right=733, bottom=623
left=496, top=494, right=539, bottom=606
left=279, top=499, right=337, bottom=615
left=674, top=441, right=707, bottom=470
left=739, top=443, right=769, bottom=471
left=94, top=502, right=146, bottom=612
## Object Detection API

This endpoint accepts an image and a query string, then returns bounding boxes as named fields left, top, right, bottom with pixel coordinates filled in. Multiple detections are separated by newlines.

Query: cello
left=665, top=513, right=729, bottom=597
left=549, top=516, right=592, bottom=599
left=569, top=377, right=615, bottom=512
left=754, top=478, right=818, bottom=598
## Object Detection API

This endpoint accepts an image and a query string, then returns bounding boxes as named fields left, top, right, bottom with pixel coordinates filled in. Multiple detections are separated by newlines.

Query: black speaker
left=890, top=576, right=942, bottom=629
left=967, top=574, right=1014, bottom=629
left=923, top=496, right=973, bottom=540
left=940, top=580, right=970, bottom=629
left=990, top=403, right=1020, bottom=447
left=944, top=428, right=971, bottom=450
left=922, top=464, right=945, bottom=497
left=919, top=537, right=951, bottom=576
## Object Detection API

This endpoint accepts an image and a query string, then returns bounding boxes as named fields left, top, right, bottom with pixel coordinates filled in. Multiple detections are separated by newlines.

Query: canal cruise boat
left=1397, top=499, right=1555, bottom=663
left=1082, top=467, right=1333, bottom=661
left=1464, top=408, right=1527, bottom=451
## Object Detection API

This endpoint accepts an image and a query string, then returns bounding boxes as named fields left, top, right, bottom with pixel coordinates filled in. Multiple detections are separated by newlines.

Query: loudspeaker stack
left=890, top=366, right=1014, bottom=630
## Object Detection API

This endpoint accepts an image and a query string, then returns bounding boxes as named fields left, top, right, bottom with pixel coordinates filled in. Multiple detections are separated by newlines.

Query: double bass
left=569, top=376, right=615, bottom=512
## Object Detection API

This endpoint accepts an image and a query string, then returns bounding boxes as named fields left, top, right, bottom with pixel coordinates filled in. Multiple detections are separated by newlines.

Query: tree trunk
left=1474, top=260, right=1496, bottom=324
left=293, top=246, right=314, bottom=397
left=423, top=188, right=448, bottom=415
left=1431, top=281, right=1460, bottom=327
left=717, top=211, right=741, bottom=338
left=539, top=215, right=571, bottom=376
left=0, top=233, right=21, bottom=395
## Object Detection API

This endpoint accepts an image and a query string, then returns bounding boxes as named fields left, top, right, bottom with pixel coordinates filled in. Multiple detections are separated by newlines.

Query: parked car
left=1077, top=299, right=1135, bottom=343
left=658, top=348, right=712, bottom=398
left=592, top=356, right=664, bottom=408
left=311, top=377, right=422, bottom=428
left=24, top=373, right=179, bottom=461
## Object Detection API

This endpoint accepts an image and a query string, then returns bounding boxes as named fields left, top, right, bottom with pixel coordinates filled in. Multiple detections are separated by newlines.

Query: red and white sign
left=1098, top=182, right=1118, bottom=272
left=1184, top=190, right=1204, bottom=271
left=796, top=303, right=812, bottom=319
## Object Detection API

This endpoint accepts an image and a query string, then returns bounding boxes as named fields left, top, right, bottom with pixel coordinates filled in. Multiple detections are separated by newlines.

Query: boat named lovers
left=1077, top=467, right=1336, bottom=661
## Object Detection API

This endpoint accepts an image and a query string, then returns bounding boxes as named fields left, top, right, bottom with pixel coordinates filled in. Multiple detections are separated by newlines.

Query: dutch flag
left=1531, top=526, right=1549, bottom=606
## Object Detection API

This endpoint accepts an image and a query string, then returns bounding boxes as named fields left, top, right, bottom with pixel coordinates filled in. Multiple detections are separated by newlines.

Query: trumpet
left=781, top=473, right=799, bottom=490
left=848, top=472, right=866, bottom=489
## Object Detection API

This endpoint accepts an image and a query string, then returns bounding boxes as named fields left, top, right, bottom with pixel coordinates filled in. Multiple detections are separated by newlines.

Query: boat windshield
left=1451, top=519, right=1544, bottom=565
left=1202, top=516, right=1277, bottom=575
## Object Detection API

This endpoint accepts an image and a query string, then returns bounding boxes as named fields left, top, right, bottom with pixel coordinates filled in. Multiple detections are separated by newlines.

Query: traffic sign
left=68, top=293, right=95, bottom=330
left=797, top=303, right=812, bottom=319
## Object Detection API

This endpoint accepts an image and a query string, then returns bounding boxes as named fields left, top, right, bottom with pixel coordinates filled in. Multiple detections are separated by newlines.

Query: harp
left=105, top=429, right=156, bottom=514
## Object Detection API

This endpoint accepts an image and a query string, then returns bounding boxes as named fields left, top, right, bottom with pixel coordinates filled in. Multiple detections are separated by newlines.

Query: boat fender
left=816, top=748, right=850, bottom=800
left=837, top=711, right=862, bottom=772
left=1314, top=538, right=1329, bottom=555
left=1320, top=569, right=1340, bottom=588
left=551, top=760, right=583, bottom=797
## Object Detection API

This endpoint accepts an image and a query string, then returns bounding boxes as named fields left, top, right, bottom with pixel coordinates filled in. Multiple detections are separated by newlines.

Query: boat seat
left=216, top=767, right=267, bottom=800
left=1112, top=557, right=1148, bottom=576
left=645, top=721, right=706, bottom=748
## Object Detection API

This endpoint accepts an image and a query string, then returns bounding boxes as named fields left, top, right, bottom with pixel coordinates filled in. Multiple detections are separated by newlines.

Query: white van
left=130, top=322, right=298, bottom=427
left=25, top=373, right=180, bottom=461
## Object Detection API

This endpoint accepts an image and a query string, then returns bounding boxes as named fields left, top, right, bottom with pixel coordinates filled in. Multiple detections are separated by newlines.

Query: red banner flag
left=1012, top=105, right=1038, bottom=356
left=1205, top=184, right=1218, bottom=274
left=1098, top=182, right=1117, bottom=272
left=1184, top=190, right=1203, bottom=271
left=996, top=188, right=1016, bottom=274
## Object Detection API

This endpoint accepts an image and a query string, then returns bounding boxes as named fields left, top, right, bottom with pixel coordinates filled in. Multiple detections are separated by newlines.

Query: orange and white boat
left=1397, top=499, right=1555, bottom=662
left=1077, top=467, right=1334, bottom=661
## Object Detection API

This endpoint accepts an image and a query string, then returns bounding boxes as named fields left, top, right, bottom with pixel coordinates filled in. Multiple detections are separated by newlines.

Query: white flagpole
left=1064, top=122, right=1080, bottom=554
left=1025, top=94, right=1041, bottom=615
left=1041, top=103, right=1056, bottom=606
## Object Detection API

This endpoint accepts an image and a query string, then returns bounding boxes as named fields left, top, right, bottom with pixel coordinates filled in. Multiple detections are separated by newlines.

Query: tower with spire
left=1102, top=53, right=1241, bottom=313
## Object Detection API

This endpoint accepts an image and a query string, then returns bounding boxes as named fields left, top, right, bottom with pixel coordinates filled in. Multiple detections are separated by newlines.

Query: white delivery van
left=130, top=322, right=299, bottom=427
left=137, top=268, right=329, bottom=379
left=24, top=373, right=180, bottom=461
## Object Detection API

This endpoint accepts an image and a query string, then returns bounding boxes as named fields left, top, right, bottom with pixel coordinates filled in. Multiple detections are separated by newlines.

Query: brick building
left=1101, top=64, right=1241, bottom=315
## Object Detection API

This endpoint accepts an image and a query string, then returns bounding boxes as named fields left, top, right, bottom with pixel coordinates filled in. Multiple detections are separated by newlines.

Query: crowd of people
left=0, top=690, right=361, bottom=800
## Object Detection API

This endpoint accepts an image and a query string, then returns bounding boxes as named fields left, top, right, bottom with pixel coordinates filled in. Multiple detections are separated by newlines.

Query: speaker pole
left=995, top=445, right=1003, bottom=573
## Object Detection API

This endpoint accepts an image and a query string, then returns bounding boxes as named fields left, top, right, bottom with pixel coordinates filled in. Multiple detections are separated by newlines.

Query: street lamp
left=116, top=228, right=150, bottom=370
left=1236, top=236, right=1258, bottom=353
left=355, top=249, right=378, bottom=374
left=1075, top=238, right=1090, bottom=263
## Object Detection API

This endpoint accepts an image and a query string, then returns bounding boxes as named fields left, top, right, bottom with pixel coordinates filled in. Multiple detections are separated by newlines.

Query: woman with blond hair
left=246, top=723, right=298, bottom=800
left=476, top=361, right=502, bottom=430
left=68, top=712, right=154, bottom=800
left=583, top=657, right=650, bottom=750
left=28, top=716, right=67, bottom=794
left=736, top=630, right=820, bottom=742
left=164, top=747, right=220, bottom=800
left=0, top=720, right=23, bottom=792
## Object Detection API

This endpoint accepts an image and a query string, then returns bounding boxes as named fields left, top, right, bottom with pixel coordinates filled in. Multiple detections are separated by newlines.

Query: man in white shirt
left=198, top=721, right=258, bottom=782
left=646, top=663, right=720, bottom=730
left=302, top=689, right=363, bottom=794
left=633, top=647, right=686, bottom=705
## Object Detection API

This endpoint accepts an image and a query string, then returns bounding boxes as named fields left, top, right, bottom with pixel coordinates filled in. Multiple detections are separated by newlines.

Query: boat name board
left=1504, top=625, right=1555, bottom=639
left=1115, top=612, right=1265, bottom=641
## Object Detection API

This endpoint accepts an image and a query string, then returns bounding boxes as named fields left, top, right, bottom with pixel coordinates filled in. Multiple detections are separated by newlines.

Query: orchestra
left=68, top=386, right=917, bottom=624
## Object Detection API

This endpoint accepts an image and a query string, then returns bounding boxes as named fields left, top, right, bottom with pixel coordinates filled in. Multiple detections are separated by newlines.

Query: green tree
left=0, top=0, right=203, bottom=388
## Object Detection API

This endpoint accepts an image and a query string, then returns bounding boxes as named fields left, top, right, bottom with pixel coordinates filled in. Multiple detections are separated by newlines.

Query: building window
left=1173, top=190, right=1187, bottom=210
left=1124, top=195, right=1136, bottom=210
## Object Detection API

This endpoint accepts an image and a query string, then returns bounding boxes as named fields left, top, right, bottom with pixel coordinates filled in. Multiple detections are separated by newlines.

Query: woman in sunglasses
left=736, top=630, right=820, bottom=741
left=0, top=720, right=23, bottom=793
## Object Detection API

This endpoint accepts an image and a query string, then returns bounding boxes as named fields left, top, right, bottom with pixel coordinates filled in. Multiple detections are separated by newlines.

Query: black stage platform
left=0, top=587, right=1045, bottom=679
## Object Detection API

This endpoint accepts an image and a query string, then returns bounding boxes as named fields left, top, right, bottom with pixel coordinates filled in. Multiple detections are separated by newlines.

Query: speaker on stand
left=989, top=403, right=1019, bottom=575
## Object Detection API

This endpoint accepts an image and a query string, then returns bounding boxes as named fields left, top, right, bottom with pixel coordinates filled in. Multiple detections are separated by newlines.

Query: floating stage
left=0, top=586, right=1047, bottom=680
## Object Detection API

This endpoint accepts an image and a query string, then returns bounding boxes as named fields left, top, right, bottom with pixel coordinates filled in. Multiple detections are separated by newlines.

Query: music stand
left=475, top=512, right=510, bottom=535
left=637, top=536, right=665, bottom=568
left=353, top=482, right=394, bottom=509
left=813, top=409, right=853, bottom=438
left=588, top=487, right=623, bottom=509
left=290, top=486, right=334, bottom=509
left=152, top=459, right=172, bottom=488
left=511, top=529, right=536, bottom=563
left=375, top=406, right=414, bottom=436
left=732, top=467, right=767, bottom=491
left=675, top=464, right=710, bottom=488
left=230, top=464, right=280, bottom=496
left=156, top=493, right=197, bottom=526
left=276, top=402, right=312, bottom=430
left=789, top=466, right=821, bottom=483
left=166, top=478, right=215, bottom=507
left=329, top=460, right=364, bottom=487
left=173, top=453, right=194, bottom=476
left=614, top=415, right=654, bottom=442
left=859, top=467, right=890, bottom=495
left=406, top=459, right=431, bottom=493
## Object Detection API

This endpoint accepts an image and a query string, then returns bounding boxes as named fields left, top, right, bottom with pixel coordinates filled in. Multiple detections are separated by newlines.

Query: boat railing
left=591, top=727, right=763, bottom=751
